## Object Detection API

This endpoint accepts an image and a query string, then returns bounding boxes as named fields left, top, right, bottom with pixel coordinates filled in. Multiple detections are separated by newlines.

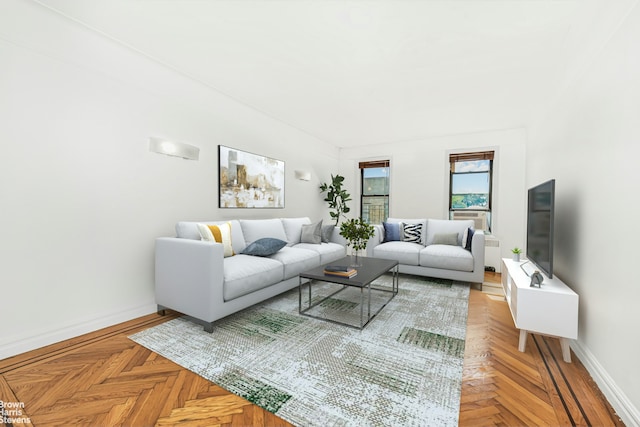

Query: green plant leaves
left=319, top=174, right=352, bottom=226
left=339, top=218, right=375, bottom=251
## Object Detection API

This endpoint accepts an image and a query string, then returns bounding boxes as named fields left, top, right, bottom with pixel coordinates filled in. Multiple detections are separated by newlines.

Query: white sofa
left=155, top=217, right=346, bottom=332
left=367, top=218, right=486, bottom=284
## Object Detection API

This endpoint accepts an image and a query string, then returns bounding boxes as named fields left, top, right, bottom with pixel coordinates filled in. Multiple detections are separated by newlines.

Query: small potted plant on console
left=511, top=247, right=522, bottom=262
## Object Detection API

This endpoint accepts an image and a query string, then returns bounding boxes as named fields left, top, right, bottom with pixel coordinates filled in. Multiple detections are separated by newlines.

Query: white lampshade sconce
left=295, top=170, right=311, bottom=181
left=149, top=137, right=200, bottom=160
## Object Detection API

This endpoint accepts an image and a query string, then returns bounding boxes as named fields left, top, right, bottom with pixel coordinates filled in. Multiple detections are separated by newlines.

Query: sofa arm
left=155, top=237, right=224, bottom=322
left=470, top=230, right=486, bottom=274
left=365, top=224, right=385, bottom=257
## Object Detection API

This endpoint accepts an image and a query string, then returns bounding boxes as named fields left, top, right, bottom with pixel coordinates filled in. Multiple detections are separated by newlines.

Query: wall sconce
left=149, top=137, right=200, bottom=160
left=295, top=170, right=311, bottom=181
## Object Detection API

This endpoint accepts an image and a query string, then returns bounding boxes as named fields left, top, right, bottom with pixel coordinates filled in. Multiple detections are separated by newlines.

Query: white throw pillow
left=197, top=223, right=214, bottom=241
left=197, top=222, right=234, bottom=257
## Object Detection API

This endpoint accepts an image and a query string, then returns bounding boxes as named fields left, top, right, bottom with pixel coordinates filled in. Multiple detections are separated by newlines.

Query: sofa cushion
left=281, top=217, right=311, bottom=245
left=372, top=241, right=422, bottom=266
left=241, top=238, right=287, bottom=257
left=419, top=244, right=474, bottom=272
left=269, top=247, right=320, bottom=280
left=223, top=255, right=284, bottom=301
left=386, top=218, right=427, bottom=245
left=176, top=220, right=246, bottom=252
left=197, top=223, right=235, bottom=257
left=294, top=242, right=346, bottom=265
left=240, top=219, right=289, bottom=245
left=425, top=219, right=474, bottom=246
left=301, top=220, right=322, bottom=244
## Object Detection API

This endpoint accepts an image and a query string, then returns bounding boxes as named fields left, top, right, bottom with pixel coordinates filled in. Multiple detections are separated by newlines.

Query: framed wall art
left=218, top=145, right=285, bottom=208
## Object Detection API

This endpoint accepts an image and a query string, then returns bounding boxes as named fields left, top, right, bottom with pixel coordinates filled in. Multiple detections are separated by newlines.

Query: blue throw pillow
left=382, top=222, right=401, bottom=242
left=464, top=227, right=475, bottom=251
left=241, top=238, right=287, bottom=257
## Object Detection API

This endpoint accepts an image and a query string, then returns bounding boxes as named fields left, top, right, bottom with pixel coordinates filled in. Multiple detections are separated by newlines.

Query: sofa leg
left=157, top=305, right=167, bottom=316
left=204, top=323, right=214, bottom=333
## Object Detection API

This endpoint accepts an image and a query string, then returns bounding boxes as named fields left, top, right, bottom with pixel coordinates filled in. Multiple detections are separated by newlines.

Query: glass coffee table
left=298, top=256, right=399, bottom=329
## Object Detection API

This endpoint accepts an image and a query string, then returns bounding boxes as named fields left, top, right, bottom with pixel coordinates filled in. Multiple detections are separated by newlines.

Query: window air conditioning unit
left=452, top=211, right=488, bottom=231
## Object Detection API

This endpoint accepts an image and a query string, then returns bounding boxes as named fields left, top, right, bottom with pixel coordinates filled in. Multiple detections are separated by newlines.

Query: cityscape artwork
left=218, top=145, right=284, bottom=208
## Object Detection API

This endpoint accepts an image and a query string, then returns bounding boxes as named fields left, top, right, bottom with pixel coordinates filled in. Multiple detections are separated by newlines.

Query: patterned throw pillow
left=402, top=223, right=423, bottom=244
left=197, top=223, right=235, bottom=257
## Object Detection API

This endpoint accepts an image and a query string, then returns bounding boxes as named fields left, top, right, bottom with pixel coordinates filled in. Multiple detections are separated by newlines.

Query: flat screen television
left=526, top=179, right=555, bottom=279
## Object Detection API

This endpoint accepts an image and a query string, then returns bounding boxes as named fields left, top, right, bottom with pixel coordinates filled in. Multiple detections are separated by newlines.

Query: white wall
left=527, top=3, right=640, bottom=424
left=338, top=128, right=527, bottom=260
left=0, top=0, right=339, bottom=359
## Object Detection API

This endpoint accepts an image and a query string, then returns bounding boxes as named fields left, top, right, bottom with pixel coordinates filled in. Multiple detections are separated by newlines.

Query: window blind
left=449, top=151, right=494, bottom=163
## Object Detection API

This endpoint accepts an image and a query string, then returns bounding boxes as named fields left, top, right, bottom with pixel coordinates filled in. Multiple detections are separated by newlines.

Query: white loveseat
left=155, top=217, right=346, bottom=331
left=368, top=218, right=486, bottom=284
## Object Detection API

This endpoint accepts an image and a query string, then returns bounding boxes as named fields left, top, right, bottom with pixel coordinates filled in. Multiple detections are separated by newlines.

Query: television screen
left=526, top=179, right=555, bottom=279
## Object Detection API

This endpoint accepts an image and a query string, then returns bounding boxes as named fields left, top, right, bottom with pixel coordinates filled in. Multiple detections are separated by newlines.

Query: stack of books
left=324, top=265, right=357, bottom=278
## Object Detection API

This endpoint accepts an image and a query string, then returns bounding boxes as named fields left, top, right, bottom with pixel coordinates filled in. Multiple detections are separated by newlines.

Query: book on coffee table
left=324, top=266, right=357, bottom=278
left=324, top=265, right=352, bottom=272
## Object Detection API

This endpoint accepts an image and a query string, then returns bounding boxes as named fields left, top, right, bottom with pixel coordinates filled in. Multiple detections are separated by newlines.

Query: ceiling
left=34, top=0, right=630, bottom=148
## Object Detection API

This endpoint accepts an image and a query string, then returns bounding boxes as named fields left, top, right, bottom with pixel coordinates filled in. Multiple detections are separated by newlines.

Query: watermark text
left=0, top=400, right=31, bottom=424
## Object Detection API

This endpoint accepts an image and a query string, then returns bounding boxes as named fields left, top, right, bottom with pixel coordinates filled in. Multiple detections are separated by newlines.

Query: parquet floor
left=460, top=273, right=624, bottom=427
left=0, top=273, right=625, bottom=426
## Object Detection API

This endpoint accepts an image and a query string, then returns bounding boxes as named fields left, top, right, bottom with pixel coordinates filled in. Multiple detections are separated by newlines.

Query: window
left=449, top=151, right=494, bottom=231
left=360, top=160, right=390, bottom=224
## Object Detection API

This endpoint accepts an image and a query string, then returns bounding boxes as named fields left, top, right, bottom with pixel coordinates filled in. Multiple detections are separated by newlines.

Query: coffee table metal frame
left=298, top=256, right=399, bottom=329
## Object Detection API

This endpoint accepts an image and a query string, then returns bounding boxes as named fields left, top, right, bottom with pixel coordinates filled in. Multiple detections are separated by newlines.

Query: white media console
left=501, top=258, right=579, bottom=363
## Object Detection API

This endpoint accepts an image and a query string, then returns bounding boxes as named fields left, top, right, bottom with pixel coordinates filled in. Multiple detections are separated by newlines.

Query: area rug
left=130, top=274, right=469, bottom=426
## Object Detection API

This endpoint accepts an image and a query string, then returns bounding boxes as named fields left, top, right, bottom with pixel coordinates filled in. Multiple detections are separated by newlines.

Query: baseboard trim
left=1, top=302, right=157, bottom=360
left=571, top=340, right=640, bottom=427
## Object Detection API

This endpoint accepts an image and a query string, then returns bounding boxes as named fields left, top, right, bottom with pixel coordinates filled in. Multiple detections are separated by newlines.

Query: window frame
left=359, top=160, right=390, bottom=224
left=449, top=151, right=494, bottom=212
left=449, top=151, right=494, bottom=231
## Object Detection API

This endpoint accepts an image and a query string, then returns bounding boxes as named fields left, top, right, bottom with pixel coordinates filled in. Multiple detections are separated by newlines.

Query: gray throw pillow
left=321, top=224, right=335, bottom=243
left=241, top=238, right=287, bottom=256
left=432, top=233, right=459, bottom=246
left=301, top=221, right=322, bottom=244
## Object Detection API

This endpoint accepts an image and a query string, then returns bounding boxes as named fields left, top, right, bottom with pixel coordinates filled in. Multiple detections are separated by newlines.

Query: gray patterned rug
left=130, top=274, right=469, bottom=426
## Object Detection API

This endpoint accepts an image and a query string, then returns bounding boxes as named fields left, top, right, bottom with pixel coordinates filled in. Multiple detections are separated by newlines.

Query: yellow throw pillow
left=197, top=223, right=234, bottom=257
left=196, top=223, right=214, bottom=241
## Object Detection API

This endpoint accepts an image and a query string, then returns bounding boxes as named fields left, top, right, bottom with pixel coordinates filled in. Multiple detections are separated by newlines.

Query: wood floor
left=0, top=273, right=625, bottom=427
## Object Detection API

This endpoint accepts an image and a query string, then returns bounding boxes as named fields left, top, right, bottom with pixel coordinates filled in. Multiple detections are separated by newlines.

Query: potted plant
left=340, top=217, right=375, bottom=266
left=512, top=247, right=522, bottom=262
left=319, top=174, right=351, bottom=226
